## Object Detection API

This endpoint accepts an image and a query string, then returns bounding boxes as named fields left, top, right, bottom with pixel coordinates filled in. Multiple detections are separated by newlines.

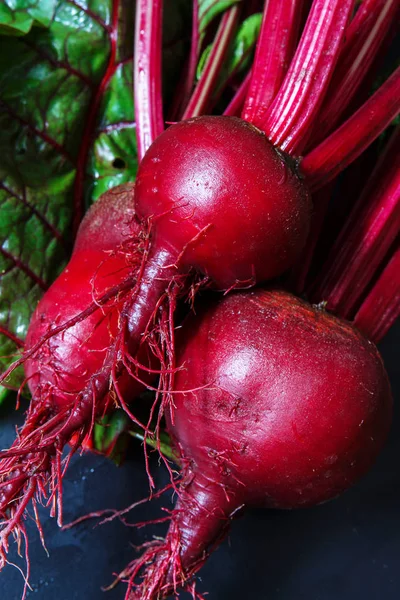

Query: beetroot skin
left=127, top=289, right=392, bottom=599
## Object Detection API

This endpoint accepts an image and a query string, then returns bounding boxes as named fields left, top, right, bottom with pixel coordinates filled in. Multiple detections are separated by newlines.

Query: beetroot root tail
left=0, top=388, right=98, bottom=571
left=118, top=520, right=206, bottom=600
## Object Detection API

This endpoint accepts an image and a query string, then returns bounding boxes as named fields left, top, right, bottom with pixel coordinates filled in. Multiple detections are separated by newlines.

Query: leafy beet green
left=0, top=0, right=57, bottom=36
left=0, top=0, right=189, bottom=391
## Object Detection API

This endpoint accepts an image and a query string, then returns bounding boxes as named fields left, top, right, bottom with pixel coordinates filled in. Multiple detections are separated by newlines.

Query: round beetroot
left=25, top=183, right=146, bottom=410
left=0, top=184, right=153, bottom=567
left=126, top=289, right=392, bottom=599
left=109, top=116, right=311, bottom=404
left=135, top=116, right=311, bottom=288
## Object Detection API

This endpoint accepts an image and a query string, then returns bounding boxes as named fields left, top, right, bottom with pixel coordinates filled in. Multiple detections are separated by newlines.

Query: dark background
left=0, top=324, right=399, bottom=600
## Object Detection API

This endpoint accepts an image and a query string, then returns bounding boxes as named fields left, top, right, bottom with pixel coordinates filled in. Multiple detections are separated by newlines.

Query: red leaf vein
left=0, top=247, right=48, bottom=291
left=0, top=183, right=68, bottom=250
left=0, top=101, right=75, bottom=165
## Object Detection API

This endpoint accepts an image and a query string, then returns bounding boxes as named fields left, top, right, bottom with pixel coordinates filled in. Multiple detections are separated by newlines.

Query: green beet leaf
left=0, top=0, right=57, bottom=36
left=0, top=0, right=189, bottom=393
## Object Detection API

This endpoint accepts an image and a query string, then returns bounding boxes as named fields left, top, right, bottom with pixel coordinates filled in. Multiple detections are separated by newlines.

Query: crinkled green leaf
left=0, top=0, right=57, bottom=36
left=87, top=61, right=137, bottom=202
left=0, top=4, right=34, bottom=36
left=0, top=0, right=190, bottom=394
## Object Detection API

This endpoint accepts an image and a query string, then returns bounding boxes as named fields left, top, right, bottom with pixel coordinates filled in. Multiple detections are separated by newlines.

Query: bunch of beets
left=1, top=1, right=399, bottom=599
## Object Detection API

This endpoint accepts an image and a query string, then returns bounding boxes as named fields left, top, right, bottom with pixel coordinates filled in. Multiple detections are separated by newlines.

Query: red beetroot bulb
left=25, top=183, right=148, bottom=410
left=126, top=289, right=392, bottom=600
left=0, top=184, right=154, bottom=567
left=135, top=115, right=311, bottom=289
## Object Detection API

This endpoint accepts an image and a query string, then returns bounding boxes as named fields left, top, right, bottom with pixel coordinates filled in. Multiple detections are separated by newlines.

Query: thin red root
left=0, top=402, right=86, bottom=571
left=115, top=521, right=199, bottom=600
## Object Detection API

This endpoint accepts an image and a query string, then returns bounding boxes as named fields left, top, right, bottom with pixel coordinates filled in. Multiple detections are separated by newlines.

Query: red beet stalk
left=302, top=65, right=400, bottom=191
left=354, top=246, right=400, bottom=344
left=241, top=0, right=304, bottom=128
left=309, top=126, right=400, bottom=318
left=134, top=0, right=164, bottom=159
left=306, top=0, right=400, bottom=149
left=260, top=0, right=355, bottom=155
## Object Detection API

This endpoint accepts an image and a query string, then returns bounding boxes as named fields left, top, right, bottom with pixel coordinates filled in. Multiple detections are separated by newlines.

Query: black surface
left=0, top=324, right=399, bottom=600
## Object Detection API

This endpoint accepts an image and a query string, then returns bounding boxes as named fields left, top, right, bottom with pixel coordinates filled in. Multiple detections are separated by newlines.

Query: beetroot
left=106, top=114, right=311, bottom=384
left=25, top=183, right=143, bottom=410
left=0, top=184, right=154, bottom=569
left=125, top=289, right=392, bottom=599
left=135, top=115, right=310, bottom=288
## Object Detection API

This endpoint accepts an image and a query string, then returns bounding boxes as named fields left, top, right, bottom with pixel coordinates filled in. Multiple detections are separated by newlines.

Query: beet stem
left=302, top=65, right=400, bottom=190
left=353, top=246, right=400, bottom=343
left=309, top=126, right=400, bottom=318
left=178, top=0, right=200, bottom=118
left=261, top=0, right=355, bottom=155
left=134, top=0, right=164, bottom=160
left=306, top=0, right=399, bottom=150
left=182, top=6, right=240, bottom=119
left=241, top=0, right=304, bottom=128
left=224, top=70, right=251, bottom=117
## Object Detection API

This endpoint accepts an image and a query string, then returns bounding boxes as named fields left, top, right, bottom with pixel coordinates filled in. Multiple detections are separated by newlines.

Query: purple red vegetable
left=123, top=289, right=392, bottom=599
left=0, top=0, right=399, bottom=596
left=0, top=184, right=154, bottom=575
